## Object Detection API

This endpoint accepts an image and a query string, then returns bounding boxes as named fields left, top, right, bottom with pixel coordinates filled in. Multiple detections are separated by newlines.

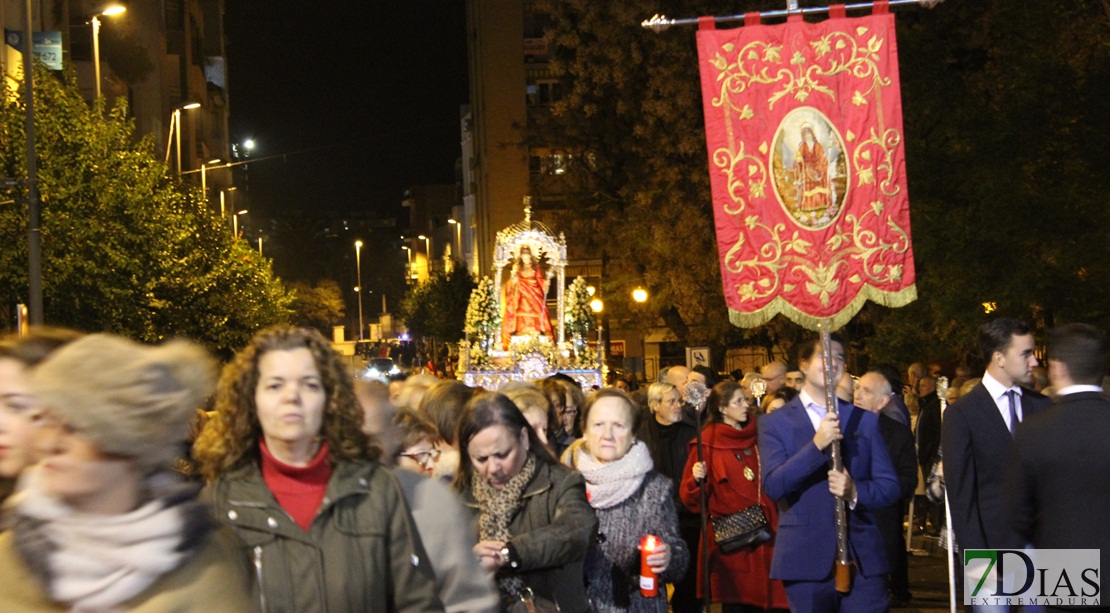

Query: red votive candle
left=640, top=534, right=660, bottom=597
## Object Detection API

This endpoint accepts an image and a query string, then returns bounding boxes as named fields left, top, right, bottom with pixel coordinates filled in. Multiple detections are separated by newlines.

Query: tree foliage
left=288, top=279, right=346, bottom=335
left=535, top=0, right=1110, bottom=367
left=398, top=267, right=476, bottom=343
left=0, top=67, right=291, bottom=358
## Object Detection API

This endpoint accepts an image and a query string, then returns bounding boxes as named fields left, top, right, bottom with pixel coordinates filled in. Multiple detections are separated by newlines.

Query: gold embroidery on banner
left=705, top=18, right=911, bottom=318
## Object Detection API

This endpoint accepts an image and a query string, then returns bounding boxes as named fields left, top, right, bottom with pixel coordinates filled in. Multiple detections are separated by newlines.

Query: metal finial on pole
left=641, top=0, right=930, bottom=31
left=641, top=13, right=674, bottom=32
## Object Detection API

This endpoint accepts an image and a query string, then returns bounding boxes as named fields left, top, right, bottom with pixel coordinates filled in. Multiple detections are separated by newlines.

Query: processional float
left=642, top=0, right=938, bottom=607
left=457, top=198, right=603, bottom=389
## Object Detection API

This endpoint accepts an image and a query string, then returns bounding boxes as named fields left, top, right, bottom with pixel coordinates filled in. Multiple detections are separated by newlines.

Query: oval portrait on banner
left=770, top=107, right=849, bottom=230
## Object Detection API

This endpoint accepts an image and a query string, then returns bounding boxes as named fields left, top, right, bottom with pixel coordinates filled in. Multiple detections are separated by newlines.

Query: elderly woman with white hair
left=563, top=389, right=688, bottom=612
left=0, top=334, right=258, bottom=612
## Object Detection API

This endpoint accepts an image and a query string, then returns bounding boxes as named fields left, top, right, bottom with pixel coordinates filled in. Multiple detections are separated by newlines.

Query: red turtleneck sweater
left=259, top=438, right=332, bottom=531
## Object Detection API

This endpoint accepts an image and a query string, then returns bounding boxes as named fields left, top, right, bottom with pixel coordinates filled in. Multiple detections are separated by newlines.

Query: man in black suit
left=1007, top=323, right=1110, bottom=612
left=941, top=318, right=1051, bottom=610
left=855, top=370, right=919, bottom=608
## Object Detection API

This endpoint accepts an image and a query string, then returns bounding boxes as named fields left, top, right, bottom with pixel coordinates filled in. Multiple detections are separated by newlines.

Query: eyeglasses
left=399, top=448, right=441, bottom=465
left=559, top=407, right=578, bottom=416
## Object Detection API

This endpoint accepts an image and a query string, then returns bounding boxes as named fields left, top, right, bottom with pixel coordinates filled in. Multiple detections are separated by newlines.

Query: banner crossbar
left=643, top=0, right=923, bottom=31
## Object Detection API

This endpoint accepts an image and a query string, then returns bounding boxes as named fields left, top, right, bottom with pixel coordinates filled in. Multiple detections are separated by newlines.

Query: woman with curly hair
left=192, top=326, right=443, bottom=612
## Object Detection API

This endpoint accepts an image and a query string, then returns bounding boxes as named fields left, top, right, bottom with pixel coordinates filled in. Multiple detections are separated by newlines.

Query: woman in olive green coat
left=193, top=326, right=443, bottom=612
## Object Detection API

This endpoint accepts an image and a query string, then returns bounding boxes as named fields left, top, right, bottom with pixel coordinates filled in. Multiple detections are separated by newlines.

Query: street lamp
left=632, top=288, right=649, bottom=381
left=220, top=186, right=237, bottom=217
left=355, top=240, right=364, bottom=341
left=200, top=158, right=222, bottom=207
left=417, top=234, right=431, bottom=277
left=90, top=3, right=126, bottom=100
left=232, top=209, right=248, bottom=237
left=164, top=101, right=201, bottom=176
left=447, top=218, right=462, bottom=263
left=401, top=245, right=413, bottom=278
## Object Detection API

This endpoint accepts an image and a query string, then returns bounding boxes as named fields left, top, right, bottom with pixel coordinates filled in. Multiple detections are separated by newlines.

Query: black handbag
left=710, top=503, right=772, bottom=553
left=708, top=447, right=772, bottom=554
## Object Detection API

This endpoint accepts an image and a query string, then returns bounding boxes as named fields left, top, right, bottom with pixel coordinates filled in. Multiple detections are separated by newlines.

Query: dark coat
left=209, top=459, right=444, bottom=613
left=758, top=398, right=901, bottom=580
left=679, top=421, right=788, bottom=608
left=1007, top=390, right=1110, bottom=598
left=915, top=391, right=942, bottom=473
left=461, top=460, right=598, bottom=613
left=941, top=382, right=1049, bottom=550
left=874, top=413, right=918, bottom=572
left=640, top=417, right=699, bottom=525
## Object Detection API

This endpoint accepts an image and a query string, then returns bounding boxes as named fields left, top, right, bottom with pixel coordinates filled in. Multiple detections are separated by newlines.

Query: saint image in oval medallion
left=770, top=107, right=849, bottom=230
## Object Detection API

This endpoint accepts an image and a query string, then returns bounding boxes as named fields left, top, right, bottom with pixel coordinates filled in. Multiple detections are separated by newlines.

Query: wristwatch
left=499, top=543, right=520, bottom=569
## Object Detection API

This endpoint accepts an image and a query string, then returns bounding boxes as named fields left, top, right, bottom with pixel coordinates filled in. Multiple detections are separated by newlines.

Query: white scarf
left=570, top=439, right=653, bottom=510
left=12, top=467, right=192, bottom=612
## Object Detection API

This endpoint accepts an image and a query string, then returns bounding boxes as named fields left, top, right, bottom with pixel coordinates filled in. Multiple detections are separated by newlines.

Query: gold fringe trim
left=728, top=283, right=917, bottom=332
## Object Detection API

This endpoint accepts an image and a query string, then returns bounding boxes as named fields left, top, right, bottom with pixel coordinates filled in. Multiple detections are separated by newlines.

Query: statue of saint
left=793, top=123, right=833, bottom=213
left=501, top=245, right=552, bottom=347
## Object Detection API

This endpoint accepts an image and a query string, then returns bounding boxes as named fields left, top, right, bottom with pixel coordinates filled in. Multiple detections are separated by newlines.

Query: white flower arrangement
left=464, top=276, right=501, bottom=339
left=564, top=276, right=593, bottom=337
left=510, top=333, right=558, bottom=365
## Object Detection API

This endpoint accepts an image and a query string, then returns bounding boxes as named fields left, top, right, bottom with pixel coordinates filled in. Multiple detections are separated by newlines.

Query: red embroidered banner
left=697, top=5, right=916, bottom=331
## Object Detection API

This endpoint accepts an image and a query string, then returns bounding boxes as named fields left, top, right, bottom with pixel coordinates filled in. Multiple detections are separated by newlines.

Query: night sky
left=223, top=1, right=469, bottom=219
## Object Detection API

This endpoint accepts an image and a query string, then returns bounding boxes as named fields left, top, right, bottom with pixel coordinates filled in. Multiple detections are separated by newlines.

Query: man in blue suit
left=759, top=333, right=901, bottom=612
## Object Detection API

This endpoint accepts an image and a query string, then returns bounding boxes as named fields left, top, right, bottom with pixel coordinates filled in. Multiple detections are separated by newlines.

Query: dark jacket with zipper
left=208, top=458, right=444, bottom=613
left=460, top=459, right=598, bottom=613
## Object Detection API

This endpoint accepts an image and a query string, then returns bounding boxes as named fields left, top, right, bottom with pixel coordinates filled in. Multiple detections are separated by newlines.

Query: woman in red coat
left=680, top=381, right=788, bottom=612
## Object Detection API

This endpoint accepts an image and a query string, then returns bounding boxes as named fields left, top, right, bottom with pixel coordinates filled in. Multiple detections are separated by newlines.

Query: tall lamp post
left=232, top=209, right=248, bottom=237
left=90, top=3, right=126, bottom=100
left=447, top=218, right=462, bottom=264
left=355, top=240, right=364, bottom=341
left=402, top=245, right=413, bottom=279
left=199, top=158, right=222, bottom=207
left=417, top=234, right=431, bottom=278
left=633, top=288, right=649, bottom=381
left=164, top=101, right=201, bottom=176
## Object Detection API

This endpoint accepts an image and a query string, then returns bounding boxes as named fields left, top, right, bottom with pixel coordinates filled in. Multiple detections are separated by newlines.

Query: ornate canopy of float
left=459, top=198, right=602, bottom=389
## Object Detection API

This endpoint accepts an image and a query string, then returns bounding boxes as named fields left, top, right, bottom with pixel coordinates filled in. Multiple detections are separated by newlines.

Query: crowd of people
left=0, top=317, right=1106, bottom=612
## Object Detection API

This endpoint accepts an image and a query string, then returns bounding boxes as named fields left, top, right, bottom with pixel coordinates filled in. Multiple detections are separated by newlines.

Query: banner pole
left=643, top=0, right=922, bottom=31
left=818, top=323, right=852, bottom=593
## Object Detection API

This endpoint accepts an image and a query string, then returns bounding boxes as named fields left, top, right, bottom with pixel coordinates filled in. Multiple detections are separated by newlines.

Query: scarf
left=472, top=453, right=538, bottom=603
left=567, top=439, right=653, bottom=510
left=8, top=466, right=210, bottom=612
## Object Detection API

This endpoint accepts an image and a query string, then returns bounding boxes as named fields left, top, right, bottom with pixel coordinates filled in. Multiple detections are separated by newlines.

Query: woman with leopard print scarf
left=456, top=392, right=598, bottom=612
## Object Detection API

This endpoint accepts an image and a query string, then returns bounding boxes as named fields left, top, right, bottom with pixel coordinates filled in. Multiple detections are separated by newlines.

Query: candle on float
left=640, top=534, right=660, bottom=597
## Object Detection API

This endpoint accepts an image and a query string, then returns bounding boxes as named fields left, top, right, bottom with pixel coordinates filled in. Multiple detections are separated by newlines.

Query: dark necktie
left=1006, top=389, right=1019, bottom=438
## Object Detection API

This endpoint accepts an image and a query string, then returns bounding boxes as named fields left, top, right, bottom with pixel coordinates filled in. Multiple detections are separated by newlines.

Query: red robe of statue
left=501, top=266, right=552, bottom=347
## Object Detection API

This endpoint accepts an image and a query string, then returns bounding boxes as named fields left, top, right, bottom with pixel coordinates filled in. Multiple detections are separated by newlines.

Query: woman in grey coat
left=563, top=389, right=689, bottom=612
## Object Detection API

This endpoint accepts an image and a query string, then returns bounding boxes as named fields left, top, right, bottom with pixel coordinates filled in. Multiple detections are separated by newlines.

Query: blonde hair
left=32, top=334, right=215, bottom=472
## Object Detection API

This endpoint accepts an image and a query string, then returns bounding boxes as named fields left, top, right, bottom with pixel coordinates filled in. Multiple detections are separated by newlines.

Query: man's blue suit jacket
left=758, top=397, right=901, bottom=581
